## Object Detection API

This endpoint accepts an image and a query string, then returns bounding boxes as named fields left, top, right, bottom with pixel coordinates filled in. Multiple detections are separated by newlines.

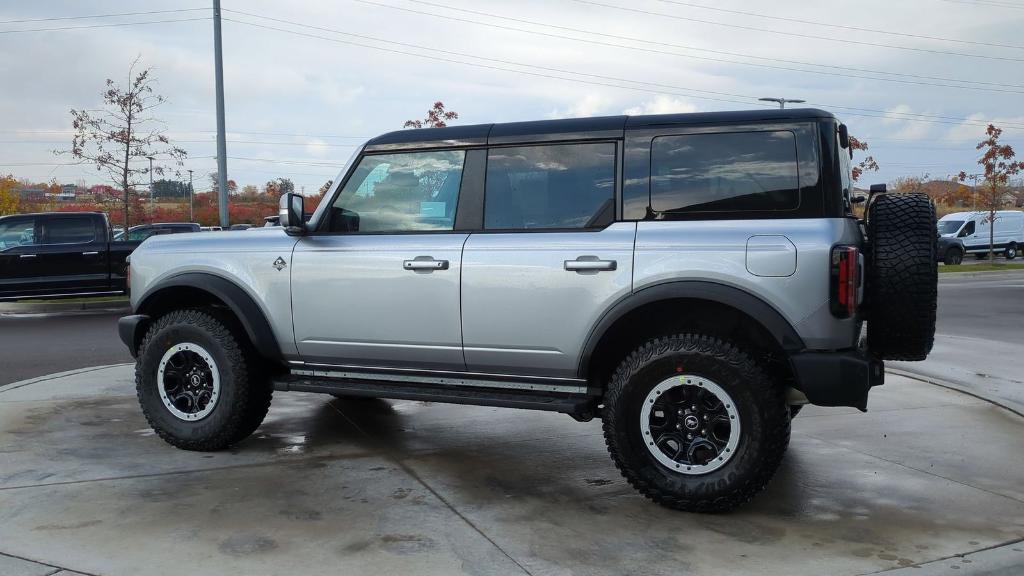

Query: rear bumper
left=789, top=349, right=884, bottom=411
left=118, top=314, right=150, bottom=358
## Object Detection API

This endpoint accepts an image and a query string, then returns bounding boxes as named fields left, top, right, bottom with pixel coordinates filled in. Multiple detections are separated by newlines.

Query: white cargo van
left=938, top=211, right=1024, bottom=259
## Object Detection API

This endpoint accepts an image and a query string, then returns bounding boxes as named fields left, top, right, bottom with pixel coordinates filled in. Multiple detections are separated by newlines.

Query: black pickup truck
left=0, top=212, right=143, bottom=301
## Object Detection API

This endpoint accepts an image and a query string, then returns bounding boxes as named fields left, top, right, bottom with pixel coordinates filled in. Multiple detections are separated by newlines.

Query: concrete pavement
left=1, top=365, right=1023, bottom=576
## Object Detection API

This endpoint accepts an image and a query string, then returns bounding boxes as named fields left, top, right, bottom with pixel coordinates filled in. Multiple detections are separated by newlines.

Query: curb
left=886, top=367, right=1024, bottom=419
left=0, top=363, right=133, bottom=396
left=0, top=299, right=130, bottom=314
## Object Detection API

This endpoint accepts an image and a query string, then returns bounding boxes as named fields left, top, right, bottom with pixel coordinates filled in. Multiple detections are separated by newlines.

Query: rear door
left=36, top=215, right=109, bottom=293
left=0, top=216, right=42, bottom=298
left=291, top=149, right=470, bottom=370
left=460, top=141, right=635, bottom=378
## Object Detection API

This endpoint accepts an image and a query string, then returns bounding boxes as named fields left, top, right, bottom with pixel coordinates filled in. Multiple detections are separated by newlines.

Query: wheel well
left=584, top=298, right=795, bottom=391
left=135, top=284, right=283, bottom=372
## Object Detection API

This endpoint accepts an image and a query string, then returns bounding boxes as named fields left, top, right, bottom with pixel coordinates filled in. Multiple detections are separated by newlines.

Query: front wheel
left=602, top=334, right=790, bottom=512
left=943, top=248, right=963, bottom=265
left=136, top=308, right=272, bottom=451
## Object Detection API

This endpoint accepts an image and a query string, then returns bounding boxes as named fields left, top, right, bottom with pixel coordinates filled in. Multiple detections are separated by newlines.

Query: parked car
left=228, top=224, right=253, bottom=231
left=0, top=212, right=141, bottom=300
left=263, top=215, right=279, bottom=227
left=114, top=223, right=201, bottom=242
left=200, top=226, right=223, bottom=232
left=118, top=109, right=937, bottom=511
left=937, top=234, right=965, bottom=265
left=938, top=210, right=1024, bottom=259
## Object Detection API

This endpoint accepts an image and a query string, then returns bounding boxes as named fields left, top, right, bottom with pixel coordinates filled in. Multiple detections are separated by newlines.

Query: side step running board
left=273, top=374, right=597, bottom=418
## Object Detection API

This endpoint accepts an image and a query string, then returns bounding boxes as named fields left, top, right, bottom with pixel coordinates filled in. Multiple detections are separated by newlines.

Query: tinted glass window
left=0, top=218, right=36, bottom=250
left=938, top=220, right=964, bottom=235
left=651, top=131, right=800, bottom=213
left=328, top=150, right=465, bottom=233
left=960, top=221, right=975, bottom=237
left=45, top=217, right=95, bottom=244
left=485, top=143, right=615, bottom=230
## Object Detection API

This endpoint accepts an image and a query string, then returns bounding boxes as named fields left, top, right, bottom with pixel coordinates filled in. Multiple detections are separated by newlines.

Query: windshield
left=937, top=220, right=964, bottom=235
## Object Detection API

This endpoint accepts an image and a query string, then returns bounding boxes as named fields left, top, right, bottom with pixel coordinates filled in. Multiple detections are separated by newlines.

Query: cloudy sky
left=1, top=0, right=1022, bottom=195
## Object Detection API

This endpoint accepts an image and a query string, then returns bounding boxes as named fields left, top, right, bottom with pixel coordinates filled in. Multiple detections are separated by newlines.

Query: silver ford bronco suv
left=119, top=109, right=937, bottom=512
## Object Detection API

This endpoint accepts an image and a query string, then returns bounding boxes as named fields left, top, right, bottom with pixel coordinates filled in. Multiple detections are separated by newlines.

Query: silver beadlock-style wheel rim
left=640, top=374, right=741, bottom=475
left=157, top=343, right=220, bottom=422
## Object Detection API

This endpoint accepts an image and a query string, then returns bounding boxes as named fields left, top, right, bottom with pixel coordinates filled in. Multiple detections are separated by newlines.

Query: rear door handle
left=564, top=256, right=617, bottom=272
left=19, top=254, right=36, bottom=259
left=403, top=257, right=449, bottom=271
left=82, top=251, right=100, bottom=256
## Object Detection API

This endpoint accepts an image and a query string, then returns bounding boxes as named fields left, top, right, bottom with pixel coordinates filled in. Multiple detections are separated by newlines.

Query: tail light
left=830, top=246, right=859, bottom=318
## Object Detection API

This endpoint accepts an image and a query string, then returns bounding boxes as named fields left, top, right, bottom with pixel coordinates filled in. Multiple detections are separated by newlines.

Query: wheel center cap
left=683, top=415, right=700, bottom=430
left=190, top=374, right=202, bottom=387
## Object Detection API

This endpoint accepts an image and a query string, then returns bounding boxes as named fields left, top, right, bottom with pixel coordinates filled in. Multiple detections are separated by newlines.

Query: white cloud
left=623, top=96, right=697, bottom=115
left=548, top=93, right=614, bottom=118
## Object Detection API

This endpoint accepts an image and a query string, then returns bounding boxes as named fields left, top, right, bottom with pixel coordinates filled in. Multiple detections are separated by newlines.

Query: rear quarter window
left=650, top=131, right=800, bottom=214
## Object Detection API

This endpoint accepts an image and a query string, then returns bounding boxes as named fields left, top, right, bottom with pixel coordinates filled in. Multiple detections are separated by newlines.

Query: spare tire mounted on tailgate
left=865, top=193, right=938, bottom=361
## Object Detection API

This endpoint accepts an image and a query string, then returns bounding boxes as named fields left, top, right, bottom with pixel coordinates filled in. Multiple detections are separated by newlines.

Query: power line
left=650, top=0, right=1024, bottom=50
left=0, top=139, right=360, bottom=148
left=938, top=0, right=1024, bottom=9
left=566, top=0, right=1024, bottom=63
left=0, top=128, right=370, bottom=140
left=221, top=11, right=1024, bottom=129
left=0, top=16, right=210, bottom=34
left=363, top=0, right=1024, bottom=94
left=0, top=8, right=206, bottom=25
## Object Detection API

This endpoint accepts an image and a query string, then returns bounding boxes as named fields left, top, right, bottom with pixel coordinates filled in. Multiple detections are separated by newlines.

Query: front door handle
left=403, top=257, right=449, bottom=271
left=82, top=251, right=100, bottom=256
left=565, top=256, right=617, bottom=272
left=19, top=254, right=37, bottom=259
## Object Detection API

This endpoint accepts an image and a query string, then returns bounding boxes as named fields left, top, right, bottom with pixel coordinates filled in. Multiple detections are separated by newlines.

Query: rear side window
left=485, top=142, right=615, bottom=230
left=44, top=217, right=95, bottom=244
left=0, top=217, right=37, bottom=250
left=651, top=131, right=800, bottom=214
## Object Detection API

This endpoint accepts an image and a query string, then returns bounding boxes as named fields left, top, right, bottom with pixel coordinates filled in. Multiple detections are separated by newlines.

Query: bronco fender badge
left=272, top=257, right=287, bottom=271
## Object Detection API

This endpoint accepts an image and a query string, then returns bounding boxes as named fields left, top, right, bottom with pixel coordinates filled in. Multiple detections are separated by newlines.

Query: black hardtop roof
left=365, top=108, right=834, bottom=149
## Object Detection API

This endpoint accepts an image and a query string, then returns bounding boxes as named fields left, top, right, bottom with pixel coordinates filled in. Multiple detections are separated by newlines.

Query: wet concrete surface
left=1, top=365, right=1023, bottom=575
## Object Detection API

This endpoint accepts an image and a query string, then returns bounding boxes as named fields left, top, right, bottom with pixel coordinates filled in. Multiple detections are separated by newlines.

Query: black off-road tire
left=865, top=193, right=937, bottom=361
left=602, top=334, right=790, bottom=513
left=136, top=308, right=273, bottom=451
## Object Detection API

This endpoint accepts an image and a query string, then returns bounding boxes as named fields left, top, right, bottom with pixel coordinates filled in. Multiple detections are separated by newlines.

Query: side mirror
left=279, top=193, right=306, bottom=235
left=838, top=123, right=850, bottom=149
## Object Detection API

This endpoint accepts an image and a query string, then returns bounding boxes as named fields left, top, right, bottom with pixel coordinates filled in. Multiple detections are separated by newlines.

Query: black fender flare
left=577, top=281, right=805, bottom=379
left=135, top=272, right=281, bottom=360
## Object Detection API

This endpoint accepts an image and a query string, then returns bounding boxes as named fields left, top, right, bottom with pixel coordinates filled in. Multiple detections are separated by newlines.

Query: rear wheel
left=603, top=334, right=790, bottom=512
left=136, top=308, right=272, bottom=451
left=1006, top=243, right=1018, bottom=260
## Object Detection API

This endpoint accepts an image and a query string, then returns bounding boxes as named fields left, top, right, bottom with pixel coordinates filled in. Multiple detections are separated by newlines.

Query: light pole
left=213, top=0, right=229, bottom=228
left=759, top=97, right=806, bottom=109
left=146, top=155, right=155, bottom=221
left=187, top=169, right=194, bottom=222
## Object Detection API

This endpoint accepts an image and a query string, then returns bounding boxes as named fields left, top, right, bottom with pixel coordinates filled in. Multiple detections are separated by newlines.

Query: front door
left=460, top=142, right=635, bottom=378
left=291, top=148, right=469, bottom=371
left=0, top=215, right=41, bottom=298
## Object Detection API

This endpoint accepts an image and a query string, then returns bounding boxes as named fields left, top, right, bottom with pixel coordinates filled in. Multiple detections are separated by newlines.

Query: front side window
left=128, top=228, right=157, bottom=242
left=484, top=142, right=615, bottom=230
left=327, top=150, right=465, bottom=233
left=651, top=131, right=800, bottom=214
left=44, top=217, right=95, bottom=244
left=0, top=217, right=36, bottom=250
left=959, top=221, right=975, bottom=237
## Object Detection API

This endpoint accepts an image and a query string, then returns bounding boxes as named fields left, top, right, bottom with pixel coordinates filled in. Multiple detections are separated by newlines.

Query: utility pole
left=187, top=169, right=194, bottom=222
left=213, top=0, right=229, bottom=228
left=759, top=97, right=805, bottom=109
left=146, top=156, right=154, bottom=220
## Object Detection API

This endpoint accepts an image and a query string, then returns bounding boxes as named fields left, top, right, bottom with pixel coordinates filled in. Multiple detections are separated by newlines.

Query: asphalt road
left=0, top=308, right=133, bottom=386
left=892, top=268, right=1024, bottom=413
